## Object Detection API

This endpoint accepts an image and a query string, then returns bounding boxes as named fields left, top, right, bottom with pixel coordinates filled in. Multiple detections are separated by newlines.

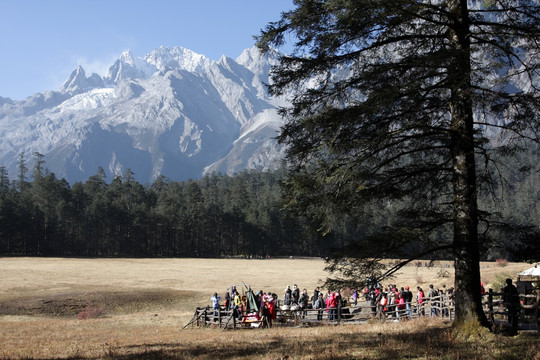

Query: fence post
left=337, top=304, right=341, bottom=323
left=536, top=291, right=540, bottom=334
left=488, top=289, right=494, bottom=325
left=440, top=295, right=444, bottom=318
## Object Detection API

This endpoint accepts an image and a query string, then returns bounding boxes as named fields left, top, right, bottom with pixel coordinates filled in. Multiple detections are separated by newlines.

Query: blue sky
left=0, top=0, right=294, bottom=100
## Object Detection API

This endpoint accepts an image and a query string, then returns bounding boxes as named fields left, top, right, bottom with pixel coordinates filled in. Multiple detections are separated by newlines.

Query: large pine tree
left=257, top=0, right=540, bottom=326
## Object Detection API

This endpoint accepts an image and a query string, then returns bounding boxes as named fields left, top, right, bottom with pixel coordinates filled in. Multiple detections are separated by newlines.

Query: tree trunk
left=448, top=0, right=489, bottom=327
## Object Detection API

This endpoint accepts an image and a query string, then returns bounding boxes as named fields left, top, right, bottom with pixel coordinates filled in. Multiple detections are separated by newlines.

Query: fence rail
left=185, top=290, right=539, bottom=331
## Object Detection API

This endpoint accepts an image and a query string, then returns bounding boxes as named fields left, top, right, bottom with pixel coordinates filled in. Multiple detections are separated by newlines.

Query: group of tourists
left=210, top=280, right=457, bottom=324
left=208, top=277, right=524, bottom=328
left=282, top=285, right=344, bottom=320
left=212, top=286, right=279, bottom=325
left=364, top=282, right=454, bottom=319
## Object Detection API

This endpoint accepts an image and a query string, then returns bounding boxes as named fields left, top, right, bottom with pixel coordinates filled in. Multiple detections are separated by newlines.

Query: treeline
left=1, top=149, right=538, bottom=259
left=0, top=155, right=333, bottom=257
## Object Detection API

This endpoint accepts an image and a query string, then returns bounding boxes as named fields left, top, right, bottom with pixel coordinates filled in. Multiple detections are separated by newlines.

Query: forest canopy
left=0, top=150, right=538, bottom=260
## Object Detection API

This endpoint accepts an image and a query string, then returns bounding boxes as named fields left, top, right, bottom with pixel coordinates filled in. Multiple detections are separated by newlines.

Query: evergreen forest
left=0, top=153, right=330, bottom=257
left=0, top=150, right=538, bottom=260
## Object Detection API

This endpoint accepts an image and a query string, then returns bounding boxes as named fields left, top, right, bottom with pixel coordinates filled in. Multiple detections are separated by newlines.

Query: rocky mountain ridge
left=0, top=46, right=287, bottom=183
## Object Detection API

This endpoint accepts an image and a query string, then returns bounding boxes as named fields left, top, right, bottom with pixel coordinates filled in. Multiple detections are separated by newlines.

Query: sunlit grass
left=0, top=257, right=535, bottom=359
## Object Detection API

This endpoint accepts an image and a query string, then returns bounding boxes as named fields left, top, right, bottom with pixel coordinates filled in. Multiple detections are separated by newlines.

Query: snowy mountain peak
left=0, top=45, right=286, bottom=184
left=145, top=46, right=210, bottom=73
left=236, top=46, right=280, bottom=71
left=60, top=65, right=86, bottom=92
left=119, top=50, right=136, bottom=66
left=60, top=66, right=104, bottom=95
left=104, top=51, right=153, bottom=85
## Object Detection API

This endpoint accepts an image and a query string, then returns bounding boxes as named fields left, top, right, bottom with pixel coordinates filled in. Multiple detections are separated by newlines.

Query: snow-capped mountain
left=0, top=46, right=288, bottom=183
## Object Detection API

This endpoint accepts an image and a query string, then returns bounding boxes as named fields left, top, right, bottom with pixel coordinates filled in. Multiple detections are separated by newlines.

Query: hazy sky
left=0, top=0, right=294, bottom=100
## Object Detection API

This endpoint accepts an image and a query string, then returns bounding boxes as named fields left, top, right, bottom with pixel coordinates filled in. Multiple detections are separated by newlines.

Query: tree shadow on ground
left=0, top=289, right=186, bottom=317
left=58, top=325, right=539, bottom=360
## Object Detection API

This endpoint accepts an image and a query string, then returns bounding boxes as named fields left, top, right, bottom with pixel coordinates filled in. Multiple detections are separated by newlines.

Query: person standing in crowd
left=503, top=278, right=520, bottom=329
left=378, top=290, right=388, bottom=319
left=387, top=288, right=396, bottom=318
left=211, top=292, right=221, bottom=316
left=440, top=286, right=449, bottom=317
left=313, top=292, right=324, bottom=320
left=417, top=286, right=425, bottom=315
left=364, top=286, right=370, bottom=301
left=259, top=291, right=267, bottom=317
left=299, top=288, right=309, bottom=317
left=224, top=291, right=231, bottom=310
left=233, top=290, right=242, bottom=319
left=211, top=292, right=221, bottom=308
left=369, top=286, right=380, bottom=316
left=396, top=292, right=406, bottom=320
left=327, top=292, right=338, bottom=320
left=255, top=290, right=262, bottom=308
left=292, top=284, right=300, bottom=304
left=335, top=290, right=344, bottom=319
left=335, top=290, right=343, bottom=307
left=311, top=288, right=320, bottom=308
left=283, top=287, right=292, bottom=309
left=325, top=289, right=331, bottom=303
left=299, top=289, right=309, bottom=308
left=265, top=293, right=277, bottom=327
left=427, top=284, right=438, bottom=316
left=325, top=291, right=332, bottom=319
left=403, top=286, right=413, bottom=318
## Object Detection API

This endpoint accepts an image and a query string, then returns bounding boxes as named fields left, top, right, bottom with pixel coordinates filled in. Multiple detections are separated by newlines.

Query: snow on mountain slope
left=145, top=46, right=210, bottom=74
left=0, top=46, right=285, bottom=183
left=203, top=108, right=286, bottom=175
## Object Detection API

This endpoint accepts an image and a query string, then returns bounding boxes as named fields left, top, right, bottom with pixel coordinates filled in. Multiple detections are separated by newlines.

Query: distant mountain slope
left=0, top=46, right=286, bottom=183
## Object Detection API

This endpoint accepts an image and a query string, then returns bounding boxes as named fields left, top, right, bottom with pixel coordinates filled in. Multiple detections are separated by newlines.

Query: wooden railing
left=184, top=291, right=538, bottom=331
left=482, top=289, right=539, bottom=333
left=184, top=298, right=454, bottom=330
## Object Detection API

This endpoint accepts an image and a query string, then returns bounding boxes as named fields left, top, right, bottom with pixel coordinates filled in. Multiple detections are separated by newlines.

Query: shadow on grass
left=0, top=289, right=188, bottom=318
left=54, top=324, right=539, bottom=360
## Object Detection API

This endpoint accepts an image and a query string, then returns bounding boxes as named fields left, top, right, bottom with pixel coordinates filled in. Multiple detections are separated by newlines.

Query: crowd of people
left=210, top=281, right=458, bottom=324
left=205, top=276, right=528, bottom=331
left=212, top=286, right=279, bottom=326
left=363, top=282, right=455, bottom=319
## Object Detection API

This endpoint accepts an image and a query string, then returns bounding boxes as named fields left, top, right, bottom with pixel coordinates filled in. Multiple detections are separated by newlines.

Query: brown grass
left=0, top=257, right=537, bottom=359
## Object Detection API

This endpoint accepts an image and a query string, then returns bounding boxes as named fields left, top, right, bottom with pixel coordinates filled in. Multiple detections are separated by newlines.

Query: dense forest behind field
left=0, top=159, right=326, bottom=257
left=0, top=150, right=539, bottom=259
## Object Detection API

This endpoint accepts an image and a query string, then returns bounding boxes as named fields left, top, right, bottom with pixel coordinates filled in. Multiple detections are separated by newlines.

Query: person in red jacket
left=417, top=286, right=425, bottom=315
left=264, top=293, right=277, bottom=327
left=396, top=293, right=406, bottom=320
left=326, top=292, right=338, bottom=321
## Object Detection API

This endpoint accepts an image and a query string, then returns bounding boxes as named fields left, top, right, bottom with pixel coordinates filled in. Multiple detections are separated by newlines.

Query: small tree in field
left=257, top=0, right=540, bottom=327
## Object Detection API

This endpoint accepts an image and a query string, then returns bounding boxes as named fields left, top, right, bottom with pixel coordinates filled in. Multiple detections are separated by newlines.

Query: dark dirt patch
left=0, top=289, right=188, bottom=317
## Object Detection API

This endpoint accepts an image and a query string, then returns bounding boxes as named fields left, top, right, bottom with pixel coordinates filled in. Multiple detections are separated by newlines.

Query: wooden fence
left=483, top=289, right=540, bottom=333
left=184, top=296, right=454, bottom=330
left=185, top=291, right=538, bottom=331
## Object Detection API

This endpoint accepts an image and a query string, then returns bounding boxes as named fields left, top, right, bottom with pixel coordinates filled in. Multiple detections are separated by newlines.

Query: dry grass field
left=0, top=257, right=538, bottom=359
